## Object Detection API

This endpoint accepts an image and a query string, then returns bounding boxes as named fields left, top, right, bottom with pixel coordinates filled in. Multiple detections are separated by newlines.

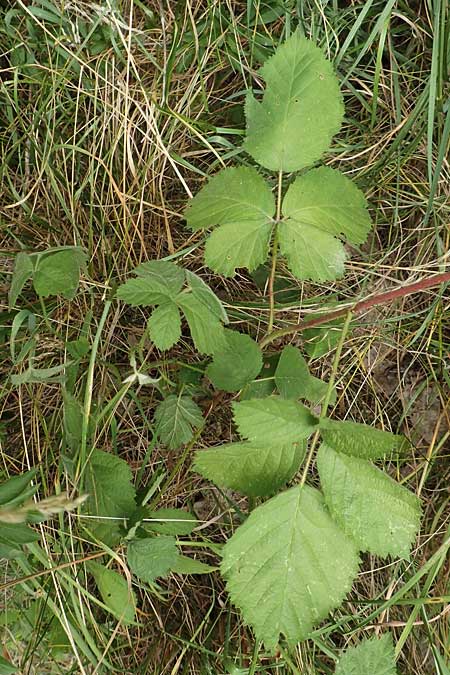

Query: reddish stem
left=260, top=271, right=450, bottom=347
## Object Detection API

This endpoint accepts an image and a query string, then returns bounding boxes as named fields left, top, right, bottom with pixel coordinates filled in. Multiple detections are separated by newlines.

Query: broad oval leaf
left=206, top=330, right=263, bottom=392
left=319, top=417, right=403, bottom=459
left=233, top=397, right=317, bottom=445
left=194, top=440, right=306, bottom=496
left=127, top=535, right=179, bottom=583
left=222, top=485, right=360, bottom=649
left=279, top=167, right=372, bottom=281
left=244, top=34, right=344, bottom=172
left=85, top=450, right=136, bottom=545
left=154, top=394, right=204, bottom=449
left=335, top=634, right=397, bottom=675
left=89, top=562, right=136, bottom=625
left=185, top=166, right=275, bottom=277
left=317, top=444, right=421, bottom=558
left=147, top=301, right=181, bottom=350
left=33, top=248, right=87, bottom=299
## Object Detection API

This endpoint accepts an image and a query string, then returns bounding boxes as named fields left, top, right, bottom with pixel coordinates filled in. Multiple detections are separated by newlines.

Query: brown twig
left=259, top=271, right=450, bottom=348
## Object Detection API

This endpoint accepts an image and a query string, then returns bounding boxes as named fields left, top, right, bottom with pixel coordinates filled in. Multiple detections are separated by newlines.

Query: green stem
left=267, top=170, right=283, bottom=334
left=299, top=311, right=353, bottom=488
left=75, top=299, right=112, bottom=489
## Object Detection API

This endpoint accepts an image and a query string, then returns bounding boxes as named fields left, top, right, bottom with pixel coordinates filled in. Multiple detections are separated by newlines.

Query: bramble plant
left=113, top=33, right=421, bottom=666
left=9, top=30, right=440, bottom=673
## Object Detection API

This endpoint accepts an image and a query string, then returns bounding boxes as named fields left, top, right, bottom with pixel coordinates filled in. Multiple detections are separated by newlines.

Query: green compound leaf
left=275, top=345, right=333, bottom=404
left=127, top=536, right=179, bottom=583
left=335, top=634, right=398, bottom=675
left=194, top=440, right=306, bottom=496
left=176, top=292, right=226, bottom=354
left=233, top=397, right=318, bottom=445
left=154, top=394, right=204, bottom=450
left=9, top=251, right=34, bottom=307
left=147, top=301, right=181, bottom=351
left=85, top=450, right=136, bottom=545
left=319, top=417, right=403, bottom=460
left=89, top=562, right=136, bottom=625
left=222, top=485, right=360, bottom=649
left=116, top=260, right=184, bottom=306
left=279, top=167, right=372, bottom=281
left=317, top=444, right=421, bottom=558
left=244, top=34, right=344, bottom=172
left=185, top=166, right=275, bottom=277
left=185, top=270, right=228, bottom=323
left=206, top=329, right=263, bottom=392
left=33, top=248, right=87, bottom=299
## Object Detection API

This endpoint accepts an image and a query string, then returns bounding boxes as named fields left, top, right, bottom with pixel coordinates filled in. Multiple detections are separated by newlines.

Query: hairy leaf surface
left=233, top=397, right=317, bottom=445
left=185, top=167, right=275, bottom=276
left=147, top=302, right=181, bottom=351
left=335, top=634, right=397, bottom=675
left=244, top=34, right=344, bottom=172
left=222, top=485, right=359, bottom=648
left=206, top=330, right=263, bottom=392
left=317, top=444, right=421, bottom=557
left=154, top=395, right=204, bottom=449
left=194, top=440, right=306, bottom=496
left=279, top=167, right=371, bottom=281
left=319, top=417, right=403, bottom=459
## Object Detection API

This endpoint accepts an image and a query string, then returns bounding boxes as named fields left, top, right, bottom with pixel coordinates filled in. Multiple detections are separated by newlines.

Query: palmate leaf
left=185, top=166, right=275, bottom=277
left=206, top=329, right=263, bottom=392
left=279, top=167, right=372, bottom=281
left=194, top=440, right=306, bottom=496
left=319, top=417, right=403, bottom=459
left=233, top=397, right=317, bottom=445
left=154, top=394, right=204, bottom=449
left=317, top=444, right=421, bottom=558
left=116, top=260, right=228, bottom=353
left=244, top=34, right=344, bottom=172
left=222, top=485, right=360, bottom=649
left=335, top=634, right=398, bottom=675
